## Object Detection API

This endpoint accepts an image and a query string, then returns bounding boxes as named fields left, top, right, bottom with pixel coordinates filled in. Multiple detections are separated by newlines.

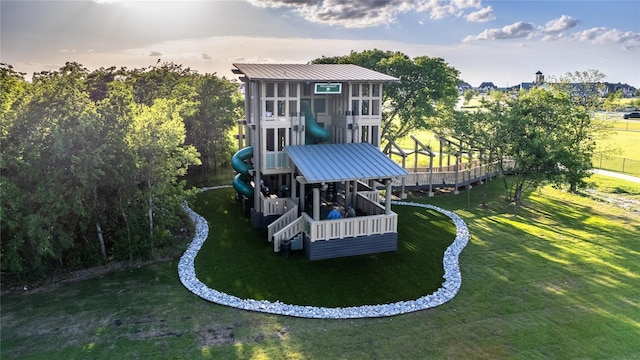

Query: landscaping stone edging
left=178, top=185, right=470, bottom=318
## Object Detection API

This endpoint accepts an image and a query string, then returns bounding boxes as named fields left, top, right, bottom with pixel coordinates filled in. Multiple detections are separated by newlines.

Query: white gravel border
left=178, top=185, right=469, bottom=318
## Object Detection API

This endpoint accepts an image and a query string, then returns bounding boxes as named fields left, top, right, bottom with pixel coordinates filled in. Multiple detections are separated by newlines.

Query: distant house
left=477, top=82, right=497, bottom=92
left=457, top=81, right=472, bottom=94
left=603, top=82, right=636, bottom=97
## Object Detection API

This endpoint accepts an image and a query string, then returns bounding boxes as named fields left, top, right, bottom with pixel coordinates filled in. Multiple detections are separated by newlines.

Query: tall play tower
left=231, top=63, right=407, bottom=260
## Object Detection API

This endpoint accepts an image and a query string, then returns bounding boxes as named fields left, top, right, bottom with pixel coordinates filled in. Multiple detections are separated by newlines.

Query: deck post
left=428, top=155, right=435, bottom=197
left=385, top=179, right=392, bottom=214
left=352, top=180, right=358, bottom=206
left=290, top=167, right=297, bottom=203
left=454, top=153, right=460, bottom=195
left=313, top=184, right=321, bottom=221
left=253, top=81, right=262, bottom=210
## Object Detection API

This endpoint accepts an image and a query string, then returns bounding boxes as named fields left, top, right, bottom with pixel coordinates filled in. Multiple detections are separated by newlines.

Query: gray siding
left=304, top=233, right=397, bottom=261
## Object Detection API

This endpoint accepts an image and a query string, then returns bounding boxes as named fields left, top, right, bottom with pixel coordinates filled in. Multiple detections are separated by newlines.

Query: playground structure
left=231, top=63, right=407, bottom=260
left=383, top=134, right=513, bottom=198
left=229, top=64, right=511, bottom=260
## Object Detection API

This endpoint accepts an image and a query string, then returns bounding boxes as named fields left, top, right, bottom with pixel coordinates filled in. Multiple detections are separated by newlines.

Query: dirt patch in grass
left=195, top=326, right=236, bottom=346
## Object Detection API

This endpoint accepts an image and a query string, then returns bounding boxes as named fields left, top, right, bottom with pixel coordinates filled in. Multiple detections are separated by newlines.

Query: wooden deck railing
left=267, top=202, right=299, bottom=242
left=272, top=216, right=305, bottom=252
left=262, top=197, right=297, bottom=216
left=270, top=187, right=398, bottom=252
left=301, top=212, right=397, bottom=242
left=392, top=159, right=513, bottom=187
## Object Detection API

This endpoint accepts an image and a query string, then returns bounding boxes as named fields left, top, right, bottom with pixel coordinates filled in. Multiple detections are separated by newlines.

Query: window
left=302, top=83, right=312, bottom=96
left=289, top=83, right=297, bottom=97
left=372, top=126, right=379, bottom=147
left=277, top=128, right=286, bottom=151
left=361, top=100, right=369, bottom=115
left=266, top=83, right=275, bottom=97
left=372, top=84, right=380, bottom=97
left=362, top=84, right=369, bottom=96
left=265, top=100, right=274, bottom=118
left=277, top=83, right=286, bottom=97
left=361, top=125, right=369, bottom=143
left=352, top=84, right=359, bottom=97
left=351, top=100, right=359, bottom=115
left=372, top=100, right=380, bottom=115
left=266, top=128, right=275, bottom=151
left=277, top=100, right=286, bottom=117
left=289, top=100, right=297, bottom=116
left=314, top=99, right=326, bottom=113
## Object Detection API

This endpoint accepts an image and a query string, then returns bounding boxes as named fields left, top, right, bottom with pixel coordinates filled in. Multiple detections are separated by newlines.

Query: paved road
left=593, top=169, right=640, bottom=183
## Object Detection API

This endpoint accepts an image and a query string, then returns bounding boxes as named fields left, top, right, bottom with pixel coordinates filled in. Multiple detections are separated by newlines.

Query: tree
left=312, top=49, right=459, bottom=143
left=463, top=88, right=475, bottom=105
left=602, top=90, right=624, bottom=112
left=1, top=62, right=108, bottom=274
left=184, top=75, right=241, bottom=180
left=1, top=61, right=207, bottom=279
left=447, top=86, right=597, bottom=216
left=126, top=62, right=198, bottom=106
left=127, top=98, right=201, bottom=252
left=551, top=70, right=611, bottom=192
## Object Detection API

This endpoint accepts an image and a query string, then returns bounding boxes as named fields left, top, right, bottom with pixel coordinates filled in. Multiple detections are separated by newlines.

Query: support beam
left=352, top=180, right=358, bottom=206
left=313, top=185, right=320, bottom=221
left=385, top=180, right=392, bottom=214
left=252, top=81, right=262, bottom=211
left=291, top=168, right=297, bottom=203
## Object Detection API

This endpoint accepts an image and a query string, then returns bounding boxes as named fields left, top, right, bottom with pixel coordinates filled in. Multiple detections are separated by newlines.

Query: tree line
left=1, top=62, right=242, bottom=280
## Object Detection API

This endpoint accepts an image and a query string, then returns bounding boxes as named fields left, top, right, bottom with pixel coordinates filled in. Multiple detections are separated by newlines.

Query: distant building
left=477, top=82, right=497, bottom=92
left=603, top=82, right=636, bottom=97
left=535, top=70, right=544, bottom=85
left=457, top=81, right=472, bottom=94
left=515, top=71, right=550, bottom=91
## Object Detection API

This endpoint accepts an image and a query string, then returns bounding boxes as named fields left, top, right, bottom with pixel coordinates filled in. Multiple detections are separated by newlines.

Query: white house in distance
left=231, top=63, right=408, bottom=260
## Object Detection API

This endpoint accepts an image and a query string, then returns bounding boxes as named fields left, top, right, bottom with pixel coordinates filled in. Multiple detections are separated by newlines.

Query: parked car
left=623, top=112, right=640, bottom=119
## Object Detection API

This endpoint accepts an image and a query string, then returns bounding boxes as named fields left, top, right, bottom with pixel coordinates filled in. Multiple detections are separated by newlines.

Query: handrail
left=272, top=216, right=306, bottom=252
left=267, top=203, right=298, bottom=241
left=262, top=197, right=297, bottom=216
left=392, top=159, right=512, bottom=187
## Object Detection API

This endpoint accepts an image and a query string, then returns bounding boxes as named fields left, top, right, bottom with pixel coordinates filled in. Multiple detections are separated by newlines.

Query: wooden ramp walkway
left=390, top=159, right=513, bottom=196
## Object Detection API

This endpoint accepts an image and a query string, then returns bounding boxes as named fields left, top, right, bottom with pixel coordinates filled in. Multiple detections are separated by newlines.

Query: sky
left=1, top=0, right=639, bottom=87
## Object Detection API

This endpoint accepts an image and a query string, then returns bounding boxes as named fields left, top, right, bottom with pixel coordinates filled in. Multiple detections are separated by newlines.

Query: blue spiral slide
left=231, top=146, right=254, bottom=198
left=301, top=101, right=330, bottom=144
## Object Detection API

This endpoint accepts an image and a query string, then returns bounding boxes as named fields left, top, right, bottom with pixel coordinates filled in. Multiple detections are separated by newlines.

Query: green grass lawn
left=2, top=177, right=639, bottom=359
left=193, top=187, right=454, bottom=307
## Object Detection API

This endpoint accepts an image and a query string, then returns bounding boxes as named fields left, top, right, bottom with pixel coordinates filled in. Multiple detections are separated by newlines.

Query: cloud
left=543, top=15, right=579, bottom=34
left=149, top=51, right=163, bottom=56
left=463, top=21, right=537, bottom=42
left=202, top=53, right=212, bottom=60
left=465, top=6, right=494, bottom=22
left=246, top=0, right=483, bottom=27
left=464, top=14, right=640, bottom=52
left=570, top=27, right=640, bottom=50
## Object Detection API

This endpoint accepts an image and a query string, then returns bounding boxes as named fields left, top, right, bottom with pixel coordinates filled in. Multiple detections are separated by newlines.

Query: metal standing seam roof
left=285, top=143, right=408, bottom=184
left=232, top=63, right=399, bottom=82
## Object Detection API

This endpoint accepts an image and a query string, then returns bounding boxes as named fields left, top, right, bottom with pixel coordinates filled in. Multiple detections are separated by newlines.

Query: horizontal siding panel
left=304, top=233, right=397, bottom=261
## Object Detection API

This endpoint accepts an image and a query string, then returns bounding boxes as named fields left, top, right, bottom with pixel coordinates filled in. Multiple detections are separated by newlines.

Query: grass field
left=193, top=187, right=454, bottom=307
left=2, top=176, right=639, bottom=359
